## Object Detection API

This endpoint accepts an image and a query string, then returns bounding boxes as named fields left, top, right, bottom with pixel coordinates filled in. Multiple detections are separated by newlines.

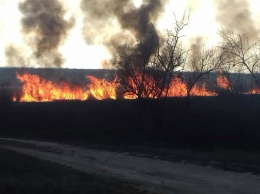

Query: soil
left=0, top=138, right=259, bottom=194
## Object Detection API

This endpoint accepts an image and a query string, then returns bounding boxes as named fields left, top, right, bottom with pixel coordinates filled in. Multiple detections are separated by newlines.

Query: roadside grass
left=2, top=95, right=260, bottom=150
left=1, top=95, right=260, bottom=176
left=59, top=141, right=260, bottom=175
left=125, top=146, right=260, bottom=175
left=0, top=148, right=151, bottom=194
left=1, top=139, right=260, bottom=176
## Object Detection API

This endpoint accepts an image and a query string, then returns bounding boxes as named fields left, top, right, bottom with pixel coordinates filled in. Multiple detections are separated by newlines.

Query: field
left=0, top=95, right=260, bottom=149
left=1, top=95, right=260, bottom=193
left=0, top=95, right=259, bottom=146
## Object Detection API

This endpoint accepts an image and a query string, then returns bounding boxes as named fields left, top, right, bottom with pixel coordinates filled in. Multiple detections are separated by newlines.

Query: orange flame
left=123, top=74, right=215, bottom=99
left=167, top=77, right=216, bottom=97
left=86, top=76, right=117, bottom=100
left=190, top=84, right=216, bottom=96
left=16, top=73, right=119, bottom=102
left=167, top=77, right=187, bottom=97
left=245, top=87, right=260, bottom=94
left=14, top=72, right=235, bottom=102
left=217, top=74, right=231, bottom=90
left=123, top=71, right=158, bottom=99
left=17, top=73, right=89, bottom=102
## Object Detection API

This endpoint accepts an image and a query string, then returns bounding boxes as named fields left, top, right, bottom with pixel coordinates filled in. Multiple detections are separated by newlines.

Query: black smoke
left=18, top=0, right=74, bottom=67
left=214, top=0, right=257, bottom=34
left=80, top=0, right=168, bottom=62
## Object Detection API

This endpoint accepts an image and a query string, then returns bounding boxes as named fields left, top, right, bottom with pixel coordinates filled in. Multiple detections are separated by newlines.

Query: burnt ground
left=1, top=95, right=260, bottom=149
left=0, top=95, right=260, bottom=186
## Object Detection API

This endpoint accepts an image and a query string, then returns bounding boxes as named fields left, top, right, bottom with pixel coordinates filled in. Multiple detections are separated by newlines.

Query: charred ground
left=1, top=95, right=260, bottom=151
left=1, top=68, right=260, bottom=150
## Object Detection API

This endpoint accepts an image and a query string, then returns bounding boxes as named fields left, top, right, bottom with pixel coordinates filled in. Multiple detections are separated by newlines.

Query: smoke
left=18, top=0, right=74, bottom=67
left=190, top=37, right=203, bottom=57
left=80, top=0, right=167, bottom=62
left=5, top=45, right=28, bottom=68
left=214, top=0, right=257, bottom=34
left=189, top=37, right=204, bottom=71
left=186, top=0, right=203, bottom=13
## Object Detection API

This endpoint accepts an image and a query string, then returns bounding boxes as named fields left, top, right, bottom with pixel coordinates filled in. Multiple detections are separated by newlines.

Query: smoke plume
left=18, top=0, right=74, bottom=67
left=5, top=45, right=28, bottom=68
left=189, top=37, right=203, bottom=70
left=80, top=0, right=167, bottom=62
left=214, top=0, right=257, bottom=34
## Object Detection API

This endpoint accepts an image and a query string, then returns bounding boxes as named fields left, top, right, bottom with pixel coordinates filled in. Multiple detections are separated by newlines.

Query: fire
left=167, top=77, right=187, bottom=97
left=123, top=74, right=215, bottom=99
left=16, top=73, right=89, bottom=102
left=216, top=74, right=260, bottom=94
left=190, top=84, right=216, bottom=96
left=17, top=72, right=255, bottom=102
left=123, top=71, right=159, bottom=99
left=167, top=77, right=216, bottom=97
left=246, top=88, right=260, bottom=94
left=15, top=73, right=119, bottom=102
left=217, top=74, right=231, bottom=90
left=86, top=76, right=117, bottom=100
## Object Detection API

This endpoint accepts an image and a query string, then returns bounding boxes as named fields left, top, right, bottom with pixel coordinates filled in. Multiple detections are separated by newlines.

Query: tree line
left=112, top=14, right=260, bottom=100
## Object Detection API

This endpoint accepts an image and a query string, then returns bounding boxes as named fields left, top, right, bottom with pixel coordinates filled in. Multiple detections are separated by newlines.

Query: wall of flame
left=12, top=72, right=260, bottom=102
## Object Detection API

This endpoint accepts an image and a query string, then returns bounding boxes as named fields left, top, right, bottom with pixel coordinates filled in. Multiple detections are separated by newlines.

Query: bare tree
left=183, top=44, right=223, bottom=102
left=112, top=43, right=160, bottom=100
left=112, top=13, right=189, bottom=101
left=152, top=14, right=189, bottom=99
left=218, top=30, right=260, bottom=87
left=111, top=14, right=190, bottom=137
left=218, top=63, right=247, bottom=95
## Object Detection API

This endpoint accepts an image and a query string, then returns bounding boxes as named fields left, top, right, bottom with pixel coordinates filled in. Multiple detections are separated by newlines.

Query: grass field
left=0, top=148, right=151, bottom=194
left=1, top=95, right=260, bottom=149
left=0, top=95, right=260, bottom=192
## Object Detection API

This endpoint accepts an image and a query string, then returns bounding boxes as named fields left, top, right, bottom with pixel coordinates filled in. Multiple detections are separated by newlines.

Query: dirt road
left=0, top=138, right=259, bottom=194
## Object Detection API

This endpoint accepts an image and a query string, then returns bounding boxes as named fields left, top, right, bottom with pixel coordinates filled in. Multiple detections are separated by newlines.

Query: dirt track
left=0, top=138, right=259, bottom=194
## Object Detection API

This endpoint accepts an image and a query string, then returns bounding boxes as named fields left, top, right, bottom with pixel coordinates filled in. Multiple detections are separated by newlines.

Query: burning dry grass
left=14, top=72, right=218, bottom=102
left=86, top=75, right=117, bottom=100
left=2, top=94, right=260, bottom=151
left=15, top=73, right=117, bottom=102
left=217, top=74, right=232, bottom=91
left=168, top=77, right=217, bottom=97
left=12, top=72, right=260, bottom=102
left=15, top=73, right=89, bottom=102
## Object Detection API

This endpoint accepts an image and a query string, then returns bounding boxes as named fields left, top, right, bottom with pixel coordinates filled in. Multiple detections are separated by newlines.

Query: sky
left=0, top=0, right=259, bottom=69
